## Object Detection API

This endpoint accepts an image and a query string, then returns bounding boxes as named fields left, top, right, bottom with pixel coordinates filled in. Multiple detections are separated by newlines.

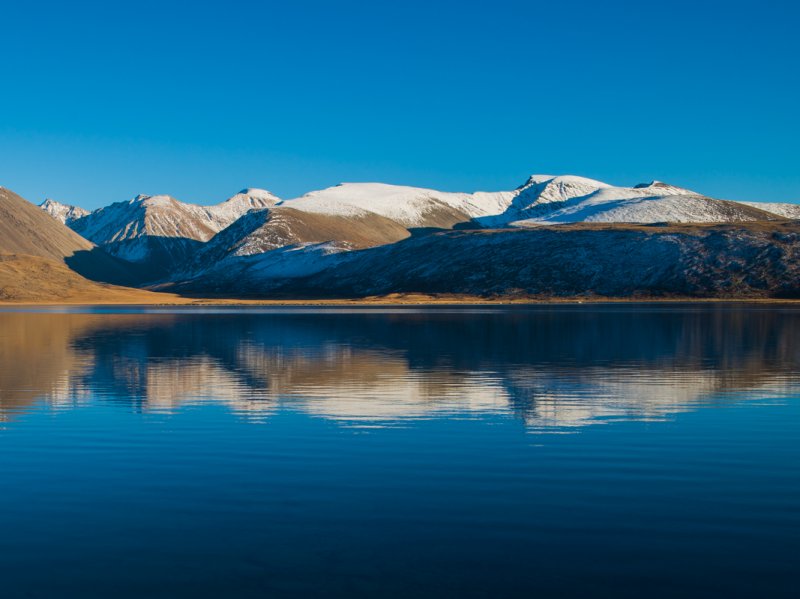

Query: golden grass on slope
left=0, top=253, right=187, bottom=304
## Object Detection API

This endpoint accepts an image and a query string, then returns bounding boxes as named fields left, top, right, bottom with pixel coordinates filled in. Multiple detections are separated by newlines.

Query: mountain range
left=2, top=174, right=799, bottom=301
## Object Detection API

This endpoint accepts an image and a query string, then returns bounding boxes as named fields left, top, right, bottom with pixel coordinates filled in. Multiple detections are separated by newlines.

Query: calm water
left=0, top=305, right=798, bottom=598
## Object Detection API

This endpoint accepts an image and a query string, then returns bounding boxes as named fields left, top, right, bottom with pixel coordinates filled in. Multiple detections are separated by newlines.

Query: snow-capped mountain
left=39, top=199, right=90, bottom=224
left=206, top=188, right=281, bottom=227
left=281, top=182, right=515, bottom=228
left=198, top=176, right=791, bottom=278
left=62, top=189, right=280, bottom=276
left=228, top=176, right=781, bottom=236
left=477, top=176, right=778, bottom=226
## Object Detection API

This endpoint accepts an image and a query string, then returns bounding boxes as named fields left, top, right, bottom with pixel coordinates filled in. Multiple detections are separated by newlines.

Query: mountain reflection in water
left=2, top=306, right=799, bottom=428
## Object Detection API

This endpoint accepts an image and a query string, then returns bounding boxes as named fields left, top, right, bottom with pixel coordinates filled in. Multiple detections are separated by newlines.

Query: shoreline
left=3, top=294, right=800, bottom=307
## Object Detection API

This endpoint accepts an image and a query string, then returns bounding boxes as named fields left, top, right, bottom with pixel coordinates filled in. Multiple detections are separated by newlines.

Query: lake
left=0, top=305, right=798, bottom=598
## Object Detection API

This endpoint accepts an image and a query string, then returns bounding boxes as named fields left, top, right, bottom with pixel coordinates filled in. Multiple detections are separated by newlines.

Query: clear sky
left=1, top=0, right=798, bottom=209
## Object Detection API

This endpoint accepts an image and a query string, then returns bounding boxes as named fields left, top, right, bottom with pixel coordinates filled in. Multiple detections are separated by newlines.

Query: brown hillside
left=0, top=187, right=94, bottom=259
left=260, top=207, right=412, bottom=248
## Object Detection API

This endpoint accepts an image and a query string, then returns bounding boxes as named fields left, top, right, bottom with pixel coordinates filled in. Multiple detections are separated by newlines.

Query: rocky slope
left=177, top=206, right=413, bottom=278
left=174, top=222, right=800, bottom=299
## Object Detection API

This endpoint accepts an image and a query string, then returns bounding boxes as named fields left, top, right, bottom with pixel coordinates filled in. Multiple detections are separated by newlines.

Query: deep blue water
left=0, top=305, right=798, bottom=598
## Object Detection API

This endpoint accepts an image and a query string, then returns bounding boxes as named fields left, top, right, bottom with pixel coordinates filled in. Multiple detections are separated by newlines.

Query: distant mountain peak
left=220, top=188, right=281, bottom=209
left=632, top=180, right=700, bottom=196
left=232, top=188, right=279, bottom=199
left=40, top=198, right=67, bottom=209
left=39, top=198, right=90, bottom=225
left=634, top=180, right=668, bottom=189
left=517, top=174, right=608, bottom=189
left=512, top=175, right=610, bottom=210
left=129, top=194, right=177, bottom=208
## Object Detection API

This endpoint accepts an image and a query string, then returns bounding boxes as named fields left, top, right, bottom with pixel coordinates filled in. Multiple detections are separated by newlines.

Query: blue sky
left=1, top=0, right=798, bottom=209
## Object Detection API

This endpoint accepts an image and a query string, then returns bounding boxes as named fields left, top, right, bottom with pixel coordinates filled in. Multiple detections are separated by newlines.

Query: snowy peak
left=515, top=175, right=611, bottom=208
left=507, top=176, right=776, bottom=225
left=475, top=174, right=784, bottom=226
left=208, top=188, right=281, bottom=229
left=39, top=198, right=90, bottom=225
left=220, top=188, right=281, bottom=208
left=130, top=194, right=180, bottom=208
left=229, top=188, right=280, bottom=202
left=73, top=188, right=281, bottom=247
left=633, top=180, right=699, bottom=196
left=514, top=176, right=702, bottom=211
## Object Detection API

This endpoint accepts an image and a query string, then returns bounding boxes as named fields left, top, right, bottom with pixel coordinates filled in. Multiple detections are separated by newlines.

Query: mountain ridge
left=38, top=175, right=800, bottom=283
left=5, top=175, right=797, bottom=300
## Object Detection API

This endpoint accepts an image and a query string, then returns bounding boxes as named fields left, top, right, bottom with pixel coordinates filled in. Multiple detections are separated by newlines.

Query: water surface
left=0, top=305, right=798, bottom=597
